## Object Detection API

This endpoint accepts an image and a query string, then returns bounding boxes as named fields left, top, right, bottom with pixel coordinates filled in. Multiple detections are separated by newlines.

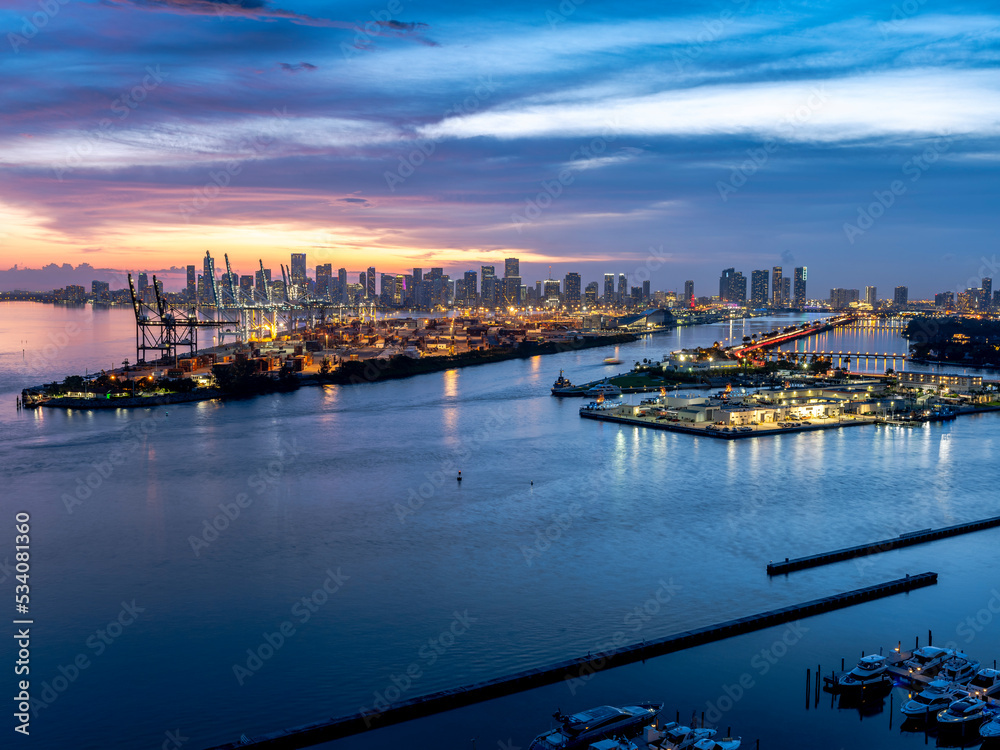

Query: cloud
left=101, top=0, right=356, bottom=28
left=335, top=197, right=373, bottom=207
left=278, top=62, right=318, bottom=73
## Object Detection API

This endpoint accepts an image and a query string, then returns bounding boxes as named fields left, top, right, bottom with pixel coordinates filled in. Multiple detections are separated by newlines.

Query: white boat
left=529, top=703, right=663, bottom=750
left=937, top=697, right=989, bottom=729
left=900, top=680, right=969, bottom=717
left=693, top=739, right=741, bottom=750
left=836, top=654, right=891, bottom=689
left=584, top=381, right=622, bottom=398
left=967, top=667, right=1000, bottom=699
left=902, top=646, right=953, bottom=677
left=655, top=722, right=716, bottom=749
left=588, top=740, right=638, bottom=750
left=981, top=715, right=1000, bottom=738
left=937, top=653, right=981, bottom=684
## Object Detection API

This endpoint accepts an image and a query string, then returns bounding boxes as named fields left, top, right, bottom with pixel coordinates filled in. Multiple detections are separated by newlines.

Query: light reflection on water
left=0, top=304, right=998, bottom=750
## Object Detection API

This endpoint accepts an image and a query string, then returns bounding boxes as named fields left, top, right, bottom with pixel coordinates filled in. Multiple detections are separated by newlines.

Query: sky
left=1, top=0, right=999, bottom=296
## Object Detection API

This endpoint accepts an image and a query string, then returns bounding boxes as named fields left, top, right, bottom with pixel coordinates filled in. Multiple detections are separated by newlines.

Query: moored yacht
left=836, top=654, right=891, bottom=689
left=585, top=380, right=622, bottom=398
left=937, top=697, right=990, bottom=730
left=981, top=714, right=1000, bottom=738
left=937, top=652, right=981, bottom=684
left=529, top=703, right=663, bottom=750
left=652, top=722, right=716, bottom=749
left=967, top=667, right=1000, bottom=699
left=902, top=646, right=953, bottom=677
left=693, top=738, right=741, bottom=750
left=900, top=681, right=969, bottom=718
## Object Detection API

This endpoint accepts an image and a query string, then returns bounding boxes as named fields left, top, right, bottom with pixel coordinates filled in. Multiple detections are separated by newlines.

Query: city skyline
left=2, top=2, right=999, bottom=294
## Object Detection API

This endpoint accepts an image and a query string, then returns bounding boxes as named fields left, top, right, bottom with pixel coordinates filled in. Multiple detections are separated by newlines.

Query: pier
left=203, top=573, right=937, bottom=750
left=767, top=515, right=1000, bottom=575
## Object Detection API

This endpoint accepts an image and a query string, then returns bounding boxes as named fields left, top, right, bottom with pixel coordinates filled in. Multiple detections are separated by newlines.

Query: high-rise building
left=750, top=270, right=768, bottom=308
left=565, top=273, right=582, bottom=307
left=584, top=281, right=598, bottom=305
left=719, top=268, right=736, bottom=302
left=982, top=278, right=993, bottom=310
left=379, top=273, right=395, bottom=305
left=239, top=275, right=254, bottom=300
left=503, top=276, right=521, bottom=308
left=793, top=267, right=807, bottom=308
left=642, top=280, right=650, bottom=302
left=504, top=257, right=519, bottom=278
left=338, top=268, right=348, bottom=303
left=617, top=274, right=627, bottom=305
left=865, top=286, right=877, bottom=308
left=535, top=280, right=543, bottom=300
left=91, top=280, right=110, bottom=301
left=290, top=253, right=307, bottom=289
left=684, top=280, right=694, bottom=307
left=934, top=291, right=954, bottom=309
left=366, top=267, right=376, bottom=299
left=412, top=268, right=423, bottom=285
left=186, top=265, right=196, bottom=301
left=603, top=274, right=615, bottom=305
left=781, top=277, right=790, bottom=306
left=463, top=271, right=478, bottom=302
left=771, top=267, right=783, bottom=307
left=894, top=286, right=908, bottom=307
left=315, top=263, right=332, bottom=296
left=543, top=279, right=561, bottom=304
left=830, top=288, right=860, bottom=309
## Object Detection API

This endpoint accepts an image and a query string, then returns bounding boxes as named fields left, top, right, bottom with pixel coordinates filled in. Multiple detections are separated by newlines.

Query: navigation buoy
left=457, top=471, right=462, bottom=482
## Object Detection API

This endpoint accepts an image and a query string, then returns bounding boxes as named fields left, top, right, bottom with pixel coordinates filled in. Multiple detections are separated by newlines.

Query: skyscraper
left=315, top=263, right=332, bottom=296
left=584, top=281, right=598, bottom=305
left=750, top=270, right=768, bottom=308
left=481, top=266, right=496, bottom=307
left=338, top=268, right=348, bottom=303
left=719, top=268, right=736, bottom=302
left=564, top=272, right=581, bottom=308
left=865, top=286, right=877, bottom=307
left=503, top=276, right=520, bottom=308
left=771, top=267, right=783, bottom=307
left=683, top=280, right=694, bottom=307
left=894, top=286, right=908, bottom=307
left=366, top=267, right=376, bottom=299
left=781, top=277, right=790, bottom=306
left=504, top=257, right=519, bottom=278
left=463, top=270, right=478, bottom=301
left=543, top=279, right=560, bottom=303
left=604, top=274, right=615, bottom=305
left=137, top=272, right=148, bottom=294
left=290, top=253, right=307, bottom=289
left=793, top=267, right=807, bottom=308
left=982, top=278, right=993, bottom=310
left=617, top=273, right=627, bottom=305
left=642, top=279, right=650, bottom=302
left=186, top=265, right=196, bottom=301
left=203, top=251, right=218, bottom=305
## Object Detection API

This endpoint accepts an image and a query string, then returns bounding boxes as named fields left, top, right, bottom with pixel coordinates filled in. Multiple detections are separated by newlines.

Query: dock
left=202, top=572, right=937, bottom=750
left=580, top=408, right=874, bottom=439
left=767, top=515, right=1000, bottom=575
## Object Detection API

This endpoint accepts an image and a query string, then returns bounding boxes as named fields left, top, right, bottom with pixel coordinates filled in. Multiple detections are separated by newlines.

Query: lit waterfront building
left=584, top=281, right=598, bottom=305
left=366, top=267, right=376, bottom=300
left=684, top=280, right=694, bottom=308
left=750, top=270, right=768, bottom=308
left=865, top=286, right=877, bottom=307
left=617, top=273, right=627, bottom=305
left=604, top=274, right=615, bottom=306
left=186, top=265, right=196, bottom=301
left=771, top=267, right=783, bottom=307
left=794, top=266, right=807, bottom=308
left=894, top=285, right=909, bottom=307
left=982, top=278, right=992, bottom=310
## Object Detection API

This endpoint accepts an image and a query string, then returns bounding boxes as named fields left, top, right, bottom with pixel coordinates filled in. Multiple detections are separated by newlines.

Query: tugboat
left=552, top=370, right=577, bottom=396
left=529, top=703, right=663, bottom=750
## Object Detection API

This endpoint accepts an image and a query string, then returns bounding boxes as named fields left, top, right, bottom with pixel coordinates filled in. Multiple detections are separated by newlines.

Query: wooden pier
left=203, top=572, right=937, bottom=750
left=767, top=515, right=1000, bottom=575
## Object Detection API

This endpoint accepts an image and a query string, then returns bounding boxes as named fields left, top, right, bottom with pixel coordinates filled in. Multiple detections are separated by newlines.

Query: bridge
left=731, top=314, right=858, bottom=356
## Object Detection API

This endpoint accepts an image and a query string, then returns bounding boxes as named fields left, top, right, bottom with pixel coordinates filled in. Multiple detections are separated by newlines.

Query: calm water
left=1, top=302, right=998, bottom=750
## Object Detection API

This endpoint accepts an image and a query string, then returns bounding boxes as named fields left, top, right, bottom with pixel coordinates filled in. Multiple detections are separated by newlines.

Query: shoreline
left=30, top=332, right=637, bottom=410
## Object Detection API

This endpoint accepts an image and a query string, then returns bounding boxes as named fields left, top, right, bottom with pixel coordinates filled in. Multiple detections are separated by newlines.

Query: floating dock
left=767, top=515, right=1000, bottom=575
left=203, top=572, right=937, bottom=750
